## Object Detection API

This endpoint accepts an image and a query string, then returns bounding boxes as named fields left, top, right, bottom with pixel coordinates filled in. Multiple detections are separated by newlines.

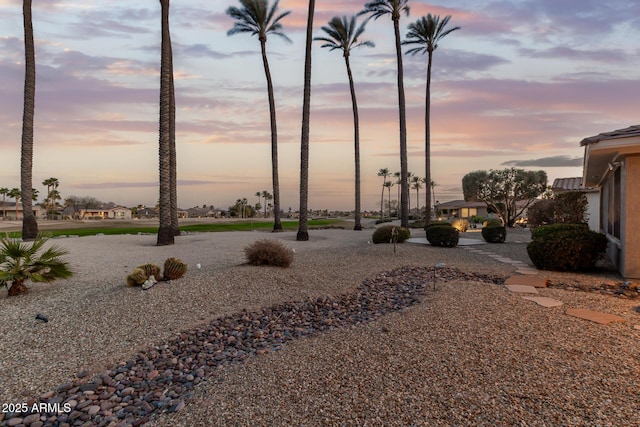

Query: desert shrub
left=451, top=218, right=469, bottom=232
left=425, top=225, right=459, bottom=247
left=425, top=220, right=451, bottom=229
left=527, top=224, right=607, bottom=271
left=482, top=226, right=506, bottom=243
left=244, top=239, right=293, bottom=267
left=483, top=218, right=502, bottom=227
left=372, top=225, right=411, bottom=244
left=530, top=223, right=589, bottom=240
left=528, top=193, right=589, bottom=228
left=163, top=257, right=188, bottom=280
left=527, top=199, right=555, bottom=228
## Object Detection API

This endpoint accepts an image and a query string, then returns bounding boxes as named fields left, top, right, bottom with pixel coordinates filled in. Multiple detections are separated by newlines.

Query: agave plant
left=0, top=234, right=73, bottom=296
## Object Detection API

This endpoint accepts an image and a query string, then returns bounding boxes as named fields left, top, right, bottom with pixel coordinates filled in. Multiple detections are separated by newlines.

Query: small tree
left=0, top=234, right=73, bottom=296
left=528, top=192, right=588, bottom=227
left=462, top=167, right=547, bottom=227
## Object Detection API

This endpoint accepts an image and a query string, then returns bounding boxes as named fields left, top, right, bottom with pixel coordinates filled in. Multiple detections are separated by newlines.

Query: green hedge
left=425, top=221, right=451, bottom=229
left=426, top=225, right=459, bottom=247
left=527, top=224, right=607, bottom=271
left=482, top=226, right=506, bottom=243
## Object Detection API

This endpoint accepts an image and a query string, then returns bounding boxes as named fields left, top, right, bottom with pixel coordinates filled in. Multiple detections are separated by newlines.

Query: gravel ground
left=0, top=227, right=639, bottom=426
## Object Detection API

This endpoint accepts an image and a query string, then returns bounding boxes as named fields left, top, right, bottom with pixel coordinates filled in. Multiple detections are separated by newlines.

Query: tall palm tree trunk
left=393, top=15, right=409, bottom=228
left=21, top=0, right=38, bottom=240
left=345, top=55, right=362, bottom=231
left=424, top=49, right=433, bottom=221
left=260, top=40, right=283, bottom=232
left=157, top=0, right=174, bottom=246
left=380, top=180, right=385, bottom=217
left=296, top=0, right=315, bottom=241
left=169, top=50, right=180, bottom=237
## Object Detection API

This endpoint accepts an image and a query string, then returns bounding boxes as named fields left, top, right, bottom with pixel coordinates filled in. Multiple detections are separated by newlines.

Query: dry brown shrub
left=244, top=239, right=293, bottom=267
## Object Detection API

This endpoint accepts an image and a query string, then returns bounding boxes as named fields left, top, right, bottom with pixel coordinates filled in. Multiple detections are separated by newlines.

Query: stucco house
left=581, top=125, right=640, bottom=279
left=78, top=206, right=132, bottom=220
left=551, top=177, right=599, bottom=231
left=435, top=200, right=489, bottom=221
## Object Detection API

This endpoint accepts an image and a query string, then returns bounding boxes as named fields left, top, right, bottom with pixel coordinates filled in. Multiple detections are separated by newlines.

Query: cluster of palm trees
left=377, top=168, right=432, bottom=218
left=254, top=190, right=274, bottom=218
left=15, top=0, right=457, bottom=245
left=225, top=0, right=458, bottom=236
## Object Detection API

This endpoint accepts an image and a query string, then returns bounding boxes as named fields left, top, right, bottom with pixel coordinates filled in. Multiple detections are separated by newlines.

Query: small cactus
left=163, top=257, right=187, bottom=280
left=136, top=263, right=161, bottom=280
left=126, top=268, right=148, bottom=287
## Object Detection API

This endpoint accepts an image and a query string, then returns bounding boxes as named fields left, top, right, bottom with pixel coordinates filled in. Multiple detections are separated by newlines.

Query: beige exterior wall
left=622, top=155, right=640, bottom=278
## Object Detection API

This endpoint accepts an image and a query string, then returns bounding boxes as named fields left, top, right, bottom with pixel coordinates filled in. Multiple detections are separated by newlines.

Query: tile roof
left=580, top=125, right=640, bottom=146
left=552, top=177, right=598, bottom=192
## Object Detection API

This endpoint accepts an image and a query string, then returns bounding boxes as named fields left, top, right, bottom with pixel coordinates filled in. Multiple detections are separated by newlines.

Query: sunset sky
left=1, top=0, right=638, bottom=212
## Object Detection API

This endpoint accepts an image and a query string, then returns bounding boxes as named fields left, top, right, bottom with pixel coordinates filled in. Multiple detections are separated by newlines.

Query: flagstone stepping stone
left=634, top=325, right=640, bottom=330
left=505, top=275, right=549, bottom=288
left=521, top=296, right=563, bottom=307
left=516, top=268, right=538, bottom=275
left=505, top=284, right=538, bottom=294
left=565, top=308, right=625, bottom=325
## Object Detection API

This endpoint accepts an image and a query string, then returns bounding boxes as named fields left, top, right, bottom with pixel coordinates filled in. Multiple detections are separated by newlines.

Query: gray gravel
left=0, top=227, right=638, bottom=426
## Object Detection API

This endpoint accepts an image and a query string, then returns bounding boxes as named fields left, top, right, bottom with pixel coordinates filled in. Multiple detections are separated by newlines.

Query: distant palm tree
left=377, top=168, right=390, bottom=217
left=384, top=180, right=394, bottom=217
left=157, top=0, right=175, bottom=246
left=411, top=175, right=423, bottom=214
left=227, top=0, right=291, bottom=233
left=361, top=0, right=410, bottom=228
left=0, top=188, right=9, bottom=220
left=403, top=14, right=459, bottom=221
left=20, top=0, right=38, bottom=240
left=314, top=15, right=373, bottom=231
left=393, top=171, right=401, bottom=206
left=296, top=0, right=316, bottom=241
left=42, top=177, right=58, bottom=220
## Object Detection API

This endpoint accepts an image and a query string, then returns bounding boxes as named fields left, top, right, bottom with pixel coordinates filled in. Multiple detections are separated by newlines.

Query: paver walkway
left=459, top=245, right=632, bottom=327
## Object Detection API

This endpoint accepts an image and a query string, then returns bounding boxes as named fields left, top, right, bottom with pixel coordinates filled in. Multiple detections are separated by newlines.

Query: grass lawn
left=0, top=219, right=351, bottom=238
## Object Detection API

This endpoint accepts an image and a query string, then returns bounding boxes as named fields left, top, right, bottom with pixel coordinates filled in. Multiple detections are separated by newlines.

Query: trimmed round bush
left=527, top=224, right=607, bottom=271
left=426, top=225, right=459, bottom=247
left=244, top=239, right=293, bottom=267
left=372, top=225, right=411, bottom=244
left=482, top=226, right=506, bottom=243
left=425, top=220, right=452, bottom=229
left=483, top=218, right=503, bottom=227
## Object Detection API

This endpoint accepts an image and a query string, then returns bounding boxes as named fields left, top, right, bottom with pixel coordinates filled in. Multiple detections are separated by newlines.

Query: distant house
left=435, top=200, right=489, bottom=221
left=185, top=206, right=222, bottom=218
left=551, top=177, right=599, bottom=231
left=0, top=202, right=44, bottom=220
left=581, top=125, right=640, bottom=279
left=78, top=206, right=132, bottom=220
left=134, top=207, right=157, bottom=219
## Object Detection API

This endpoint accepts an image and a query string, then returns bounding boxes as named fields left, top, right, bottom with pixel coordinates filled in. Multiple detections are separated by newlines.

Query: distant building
left=78, top=206, right=132, bottom=220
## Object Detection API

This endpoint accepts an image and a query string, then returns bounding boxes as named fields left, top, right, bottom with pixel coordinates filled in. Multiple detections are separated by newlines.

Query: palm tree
left=42, top=177, right=58, bottom=220
left=0, top=188, right=9, bottom=220
left=383, top=180, right=394, bottom=217
left=20, top=0, right=38, bottom=240
left=296, top=0, right=316, bottom=241
left=361, top=0, right=410, bottom=228
left=314, top=15, right=373, bottom=231
left=411, top=175, right=423, bottom=215
left=157, top=0, right=175, bottom=245
left=403, top=14, right=459, bottom=221
left=261, top=190, right=270, bottom=217
left=8, top=188, right=20, bottom=220
left=0, top=234, right=73, bottom=296
left=377, top=168, right=390, bottom=217
left=393, top=171, right=401, bottom=207
left=227, top=0, right=291, bottom=233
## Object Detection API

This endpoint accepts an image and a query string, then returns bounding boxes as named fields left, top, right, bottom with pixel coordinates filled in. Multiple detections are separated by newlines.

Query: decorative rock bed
left=0, top=267, right=502, bottom=427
